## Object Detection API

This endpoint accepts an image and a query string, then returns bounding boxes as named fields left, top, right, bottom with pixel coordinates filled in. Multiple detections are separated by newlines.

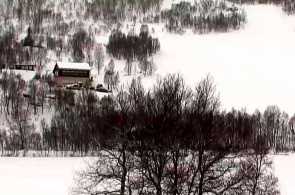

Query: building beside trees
left=52, top=62, right=92, bottom=89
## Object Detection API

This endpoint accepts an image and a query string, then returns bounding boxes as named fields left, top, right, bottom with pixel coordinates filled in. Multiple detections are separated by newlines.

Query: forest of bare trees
left=0, top=72, right=293, bottom=157
left=70, top=74, right=280, bottom=195
left=0, top=72, right=285, bottom=194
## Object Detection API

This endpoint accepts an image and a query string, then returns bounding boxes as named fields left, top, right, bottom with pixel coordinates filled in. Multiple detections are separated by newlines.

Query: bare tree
left=70, top=74, right=281, bottom=195
left=37, top=75, right=49, bottom=114
left=240, top=144, right=280, bottom=195
left=94, top=43, right=105, bottom=75
left=7, top=95, right=33, bottom=150
left=72, top=87, right=134, bottom=195
left=104, top=59, right=120, bottom=91
left=28, top=78, right=38, bottom=115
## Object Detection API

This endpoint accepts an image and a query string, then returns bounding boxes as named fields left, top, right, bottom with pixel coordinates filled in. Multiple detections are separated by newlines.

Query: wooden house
left=52, top=62, right=91, bottom=89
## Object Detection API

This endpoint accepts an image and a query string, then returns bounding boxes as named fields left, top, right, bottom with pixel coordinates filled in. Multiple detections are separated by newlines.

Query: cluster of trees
left=281, top=1, right=295, bottom=15
left=70, top=74, right=280, bottom=195
left=106, top=25, right=160, bottom=76
left=0, top=0, right=96, bottom=63
left=0, top=72, right=293, bottom=156
left=68, top=29, right=104, bottom=74
left=161, top=1, right=247, bottom=34
left=70, top=29, right=94, bottom=62
left=106, top=25, right=160, bottom=60
left=0, top=28, right=48, bottom=70
left=0, top=71, right=54, bottom=152
left=0, top=29, right=23, bottom=66
left=84, top=0, right=163, bottom=23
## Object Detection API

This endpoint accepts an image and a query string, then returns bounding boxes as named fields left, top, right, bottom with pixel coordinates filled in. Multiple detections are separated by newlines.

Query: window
left=60, top=69, right=89, bottom=77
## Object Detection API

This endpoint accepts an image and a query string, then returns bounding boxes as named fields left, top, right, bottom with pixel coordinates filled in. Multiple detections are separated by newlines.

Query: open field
left=0, top=155, right=292, bottom=195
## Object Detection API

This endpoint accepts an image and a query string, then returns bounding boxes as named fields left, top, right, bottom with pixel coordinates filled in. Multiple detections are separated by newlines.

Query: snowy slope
left=96, top=3, right=295, bottom=116
left=1, top=2, right=295, bottom=132
left=152, top=4, right=295, bottom=115
left=71, top=3, right=295, bottom=115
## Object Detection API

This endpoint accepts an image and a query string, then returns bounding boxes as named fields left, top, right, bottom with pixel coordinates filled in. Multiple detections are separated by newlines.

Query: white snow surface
left=273, top=154, right=295, bottom=195
left=153, top=4, right=295, bottom=115
left=0, top=157, right=88, bottom=195
left=0, top=155, right=292, bottom=195
left=55, top=62, right=91, bottom=71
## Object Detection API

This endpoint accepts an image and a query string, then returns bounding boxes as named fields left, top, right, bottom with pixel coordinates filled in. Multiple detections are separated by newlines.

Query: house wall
left=59, top=69, right=90, bottom=77
left=54, top=76, right=90, bottom=88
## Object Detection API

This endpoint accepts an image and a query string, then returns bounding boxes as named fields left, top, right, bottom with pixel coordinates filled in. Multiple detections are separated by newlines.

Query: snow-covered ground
left=101, top=4, right=295, bottom=115
left=0, top=157, right=88, bottom=195
left=2, top=3, right=295, bottom=195
left=273, top=154, right=295, bottom=195
left=0, top=155, right=292, bottom=195
left=153, top=4, right=295, bottom=115
left=6, top=3, right=294, bottom=133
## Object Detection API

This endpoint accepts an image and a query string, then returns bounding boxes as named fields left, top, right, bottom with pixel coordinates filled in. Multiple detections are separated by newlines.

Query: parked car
left=23, top=93, right=31, bottom=99
left=95, top=84, right=110, bottom=93
left=65, top=82, right=85, bottom=90
left=96, top=84, right=103, bottom=89
left=95, top=87, right=109, bottom=93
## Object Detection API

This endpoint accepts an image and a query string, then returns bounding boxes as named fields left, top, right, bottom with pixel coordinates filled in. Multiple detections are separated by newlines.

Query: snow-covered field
left=0, top=157, right=87, bottom=195
left=274, top=154, right=295, bottom=195
left=153, top=4, right=295, bottom=115
left=0, top=155, right=292, bottom=195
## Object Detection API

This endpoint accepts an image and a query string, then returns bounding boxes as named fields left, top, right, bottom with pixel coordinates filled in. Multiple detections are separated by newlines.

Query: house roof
left=55, top=62, right=91, bottom=71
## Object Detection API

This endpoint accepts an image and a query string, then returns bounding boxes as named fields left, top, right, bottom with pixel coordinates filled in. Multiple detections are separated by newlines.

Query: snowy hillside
left=1, top=1, right=295, bottom=195
left=97, top=4, right=295, bottom=115
left=152, top=4, right=295, bottom=115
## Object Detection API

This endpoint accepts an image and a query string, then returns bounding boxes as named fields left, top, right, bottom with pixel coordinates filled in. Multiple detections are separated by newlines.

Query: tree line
left=0, top=72, right=293, bottom=156
left=106, top=25, right=160, bottom=60
left=281, top=1, right=295, bottom=15
left=106, top=24, right=160, bottom=76
left=84, top=0, right=163, bottom=23
left=70, top=74, right=280, bottom=195
left=161, top=0, right=247, bottom=34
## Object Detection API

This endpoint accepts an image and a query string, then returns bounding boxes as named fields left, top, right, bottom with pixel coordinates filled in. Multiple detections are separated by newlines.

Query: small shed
left=9, top=64, right=36, bottom=71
